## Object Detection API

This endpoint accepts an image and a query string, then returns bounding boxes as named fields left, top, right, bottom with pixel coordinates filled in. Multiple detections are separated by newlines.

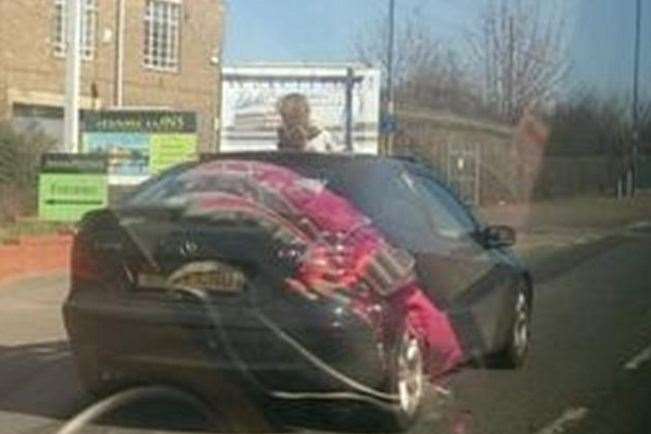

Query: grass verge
left=0, top=219, right=74, bottom=244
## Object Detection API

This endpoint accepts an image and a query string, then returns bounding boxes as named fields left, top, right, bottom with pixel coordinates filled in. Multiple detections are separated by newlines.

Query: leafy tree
left=0, top=123, right=55, bottom=221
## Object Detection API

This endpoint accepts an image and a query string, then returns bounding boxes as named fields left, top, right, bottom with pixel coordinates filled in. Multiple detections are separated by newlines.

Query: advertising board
left=221, top=64, right=381, bottom=154
left=83, top=111, right=198, bottom=184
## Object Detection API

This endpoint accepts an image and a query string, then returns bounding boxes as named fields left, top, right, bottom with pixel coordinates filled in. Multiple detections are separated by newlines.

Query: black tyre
left=382, top=325, right=426, bottom=432
left=490, top=286, right=532, bottom=369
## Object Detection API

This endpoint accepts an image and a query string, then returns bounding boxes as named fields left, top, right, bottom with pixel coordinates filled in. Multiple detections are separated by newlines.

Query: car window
left=403, top=172, right=478, bottom=240
left=348, top=169, right=435, bottom=250
left=123, top=158, right=436, bottom=250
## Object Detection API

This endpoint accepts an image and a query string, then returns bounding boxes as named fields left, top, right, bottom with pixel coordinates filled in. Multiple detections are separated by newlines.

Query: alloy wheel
left=396, top=333, right=424, bottom=416
left=513, top=291, right=530, bottom=359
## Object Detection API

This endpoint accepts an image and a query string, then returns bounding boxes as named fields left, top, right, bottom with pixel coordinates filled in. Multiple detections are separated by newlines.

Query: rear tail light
left=70, top=236, right=99, bottom=287
left=71, top=229, right=138, bottom=292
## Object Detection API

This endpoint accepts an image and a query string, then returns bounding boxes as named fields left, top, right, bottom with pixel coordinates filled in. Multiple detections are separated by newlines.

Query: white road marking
left=625, top=346, right=651, bottom=371
left=422, top=411, right=443, bottom=423
left=575, top=234, right=603, bottom=245
left=40, top=350, right=72, bottom=362
left=535, top=407, right=589, bottom=434
left=434, top=385, right=453, bottom=398
left=628, top=221, right=651, bottom=231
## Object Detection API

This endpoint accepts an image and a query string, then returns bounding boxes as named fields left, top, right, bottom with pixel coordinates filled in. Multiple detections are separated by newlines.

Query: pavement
left=480, top=195, right=651, bottom=283
left=0, top=223, right=650, bottom=433
left=480, top=194, right=651, bottom=233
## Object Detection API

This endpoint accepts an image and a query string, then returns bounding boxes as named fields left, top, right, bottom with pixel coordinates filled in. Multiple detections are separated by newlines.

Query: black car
left=63, top=152, right=533, bottom=431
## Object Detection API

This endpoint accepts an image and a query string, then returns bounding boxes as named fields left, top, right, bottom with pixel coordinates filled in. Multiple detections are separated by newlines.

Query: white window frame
left=53, top=0, right=97, bottom=60
left=143, top=0, right=182, bottom=72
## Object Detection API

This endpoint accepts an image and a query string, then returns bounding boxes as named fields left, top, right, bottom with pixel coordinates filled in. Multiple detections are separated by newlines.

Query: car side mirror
left=483, top=225, right=516, bottom=248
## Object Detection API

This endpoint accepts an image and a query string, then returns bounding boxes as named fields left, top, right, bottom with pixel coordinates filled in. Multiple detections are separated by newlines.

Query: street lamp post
left=345, top=67, right=355, bottom=152
left=631, top=0, right=642, bottom=196
left=385, top=0, right=396, bottom=156
left=115, top=0, right=126, bottom=107
left=63, top=0, right=83, bottom=153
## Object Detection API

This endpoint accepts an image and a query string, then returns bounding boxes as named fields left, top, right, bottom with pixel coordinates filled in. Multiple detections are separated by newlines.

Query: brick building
left=0, top=0, right=225, bottom=151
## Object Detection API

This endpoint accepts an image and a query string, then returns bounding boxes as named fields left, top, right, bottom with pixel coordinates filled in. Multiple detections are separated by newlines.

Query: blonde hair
left=277, top=93, right=311, bottom=128
left=277, top=93, right=319, bottom=151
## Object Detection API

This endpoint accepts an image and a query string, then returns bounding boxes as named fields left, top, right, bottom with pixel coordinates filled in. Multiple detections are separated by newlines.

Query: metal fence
left=444, top=143, right=481, bottom=205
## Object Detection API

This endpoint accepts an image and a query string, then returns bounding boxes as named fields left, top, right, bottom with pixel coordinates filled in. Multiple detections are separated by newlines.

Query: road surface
left=0, top=230, right=649, bottom=433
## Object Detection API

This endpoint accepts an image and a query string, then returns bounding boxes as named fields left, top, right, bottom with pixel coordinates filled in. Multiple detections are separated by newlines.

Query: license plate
left=139, top=261, right=245, bottom=294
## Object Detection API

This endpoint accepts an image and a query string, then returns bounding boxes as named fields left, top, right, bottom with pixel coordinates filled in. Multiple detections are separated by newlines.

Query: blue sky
left=224, top=0, right=650, bottom=100
left=571, top=0, right=650, bottom=100
left=224, top=0, right=474, bottom=61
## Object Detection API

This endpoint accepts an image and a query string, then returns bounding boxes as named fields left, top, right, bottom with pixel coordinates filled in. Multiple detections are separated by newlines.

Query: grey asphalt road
left=0, top=231, right=650, bottom=434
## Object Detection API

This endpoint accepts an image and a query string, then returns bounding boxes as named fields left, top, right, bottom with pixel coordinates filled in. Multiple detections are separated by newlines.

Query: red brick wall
left=0, top=235, right=72, bottom=285
left=0, top=0, right=224, bottom=149
left=121, top=0, right=224, bottom=149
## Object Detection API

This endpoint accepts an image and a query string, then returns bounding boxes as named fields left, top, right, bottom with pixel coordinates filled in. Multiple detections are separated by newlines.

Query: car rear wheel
left=382, top=326, right=425, bottom=431
left=490, top=287, right=531, bottom=369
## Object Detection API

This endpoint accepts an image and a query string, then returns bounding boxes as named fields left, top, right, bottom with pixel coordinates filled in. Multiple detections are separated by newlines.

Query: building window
left=53, top=0, right=97, bottom=60
left=144, top=0, right=182, bottom=71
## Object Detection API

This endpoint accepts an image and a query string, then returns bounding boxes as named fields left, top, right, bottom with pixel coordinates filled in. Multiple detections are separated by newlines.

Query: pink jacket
left=181, top=160, right=463, bottom=376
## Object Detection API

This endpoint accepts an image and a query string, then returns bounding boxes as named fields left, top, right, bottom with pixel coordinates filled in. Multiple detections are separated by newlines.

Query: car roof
left=199, top=151, right=438, bottom=176
left=196, top=151, right=453, bottom=186
left=201, top=151, right=394, bottom=166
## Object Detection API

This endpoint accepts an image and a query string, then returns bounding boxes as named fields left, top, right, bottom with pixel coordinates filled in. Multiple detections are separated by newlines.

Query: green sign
left=150, top=134, right=198, bottom=174
left=38, top=154, right=109, bottom=222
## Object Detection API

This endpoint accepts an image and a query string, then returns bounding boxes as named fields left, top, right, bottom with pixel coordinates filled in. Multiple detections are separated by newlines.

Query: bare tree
left=352, top=3, right=488, bottom=118
left=401, top=48, right=492, bottom=117
left=548, top=92, right=632, bottom=158
left=351, top=2, right=442, bottom=89
left=467, top=0, right=571, bottom=123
